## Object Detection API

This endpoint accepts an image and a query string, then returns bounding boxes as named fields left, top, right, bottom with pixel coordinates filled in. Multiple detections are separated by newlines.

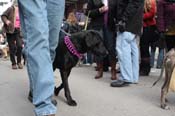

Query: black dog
left=53, top=30, right=108, bottom=106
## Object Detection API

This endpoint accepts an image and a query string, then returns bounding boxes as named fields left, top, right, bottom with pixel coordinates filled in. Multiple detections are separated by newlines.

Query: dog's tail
left=152, top=65, right=164, bottom=87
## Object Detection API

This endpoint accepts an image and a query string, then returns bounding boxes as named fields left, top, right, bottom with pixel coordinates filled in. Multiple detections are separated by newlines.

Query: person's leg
left=6, top=33, right=17, bottom=68
left=150, top=43, right=156, bottom=68
left=131, top=37, right=139, bottom=83
left=116, top=32, right=134, bottom=82
left=87, top=52, right=93, bottom=64
left=111, top=32, right=136, bottom=87
left=94, top=29, right=104, bottom=79
left=139, top=27, right=151, bottom=75
left=15, top=29, right=23, bottom=68
left=47, top=0, right=65, bottom=62
left=103, top=27, right=117, bottom=80
left=18, top=0, right=63, bottom=115
left=156, top=48, right=164, bottom=68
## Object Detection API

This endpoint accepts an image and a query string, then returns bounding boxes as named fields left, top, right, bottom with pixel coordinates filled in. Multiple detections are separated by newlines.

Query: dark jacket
left=86, top=0, right=104, bottom=30
left=86, top=0, right=116, bottom=31
left=1, top=6, right=16, bottom=34
left=157, top=0, right=175, bottom=35
left=115, top=0, right=144, bottom=36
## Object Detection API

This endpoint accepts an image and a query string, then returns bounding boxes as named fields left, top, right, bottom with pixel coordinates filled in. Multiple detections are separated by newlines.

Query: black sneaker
left=110, top=80, right=131, bottom=87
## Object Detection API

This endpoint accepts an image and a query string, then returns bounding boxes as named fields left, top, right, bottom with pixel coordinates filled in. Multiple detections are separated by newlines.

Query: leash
left=60, top=28, right=71, bottom=37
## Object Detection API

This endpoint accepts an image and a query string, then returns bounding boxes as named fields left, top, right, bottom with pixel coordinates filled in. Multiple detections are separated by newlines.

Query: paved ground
left=0, top=59, right=175, bottom=116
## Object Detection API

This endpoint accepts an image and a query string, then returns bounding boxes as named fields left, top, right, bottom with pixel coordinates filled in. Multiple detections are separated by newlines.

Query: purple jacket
left=157, top=0, right=175, bottom=32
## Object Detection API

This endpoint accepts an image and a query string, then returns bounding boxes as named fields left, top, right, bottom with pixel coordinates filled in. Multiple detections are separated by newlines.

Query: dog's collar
left=64, top=36, right=84, bottom=60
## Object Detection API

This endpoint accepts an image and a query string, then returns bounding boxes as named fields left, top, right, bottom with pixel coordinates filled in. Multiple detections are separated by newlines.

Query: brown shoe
left=18, top=63, right=23, bottom=69
left=12, top=64, right=17, bottom=69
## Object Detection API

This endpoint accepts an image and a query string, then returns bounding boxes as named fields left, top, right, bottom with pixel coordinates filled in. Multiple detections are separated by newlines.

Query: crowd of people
left=0, top=0, right=175, bottom=116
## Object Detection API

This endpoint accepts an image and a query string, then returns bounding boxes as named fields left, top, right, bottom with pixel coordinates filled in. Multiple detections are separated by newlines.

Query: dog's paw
left=161, top=104, right=170, bottom=110
left=67, top=100, right=77, bottom=106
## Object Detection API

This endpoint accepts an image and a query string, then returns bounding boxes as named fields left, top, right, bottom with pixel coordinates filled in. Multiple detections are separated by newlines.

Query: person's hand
left=118, top=20, right=126, bottom=33
left=5, top=20, right=11, bottom=26
left=99, top=6, right=108, bottom=13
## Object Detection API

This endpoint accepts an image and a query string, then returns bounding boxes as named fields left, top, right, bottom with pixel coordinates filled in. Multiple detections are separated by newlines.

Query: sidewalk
left=0, top=59, right=175, bottom=116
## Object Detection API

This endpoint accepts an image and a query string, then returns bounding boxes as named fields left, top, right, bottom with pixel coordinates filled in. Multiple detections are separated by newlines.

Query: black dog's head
left=83, top=30, right=108, bottom=57
left=70, top=30, right=108, bottom=57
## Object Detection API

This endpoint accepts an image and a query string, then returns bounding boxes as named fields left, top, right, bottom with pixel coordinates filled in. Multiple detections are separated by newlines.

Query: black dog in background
left=53, top=30, right=108, bottom=106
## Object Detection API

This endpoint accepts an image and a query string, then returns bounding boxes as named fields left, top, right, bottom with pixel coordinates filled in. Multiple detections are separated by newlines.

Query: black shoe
left=28, top=91, right=33, bottom=103
left=139, top=71, right=149, bottom=76
left=28, top=91, right=57, bottom=106
left=110, top=80, right=131, bottom=87
left=156, top=66, right=162, bottom=69
left=103, top=67, right=109, bottom=72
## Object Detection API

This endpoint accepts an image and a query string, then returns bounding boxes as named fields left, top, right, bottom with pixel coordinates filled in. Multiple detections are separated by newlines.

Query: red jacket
left=143, top=0, right=157, bottom=27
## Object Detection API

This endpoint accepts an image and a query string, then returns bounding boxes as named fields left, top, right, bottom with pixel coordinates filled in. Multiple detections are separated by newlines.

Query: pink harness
left=64, top=36, right=84, bottom=60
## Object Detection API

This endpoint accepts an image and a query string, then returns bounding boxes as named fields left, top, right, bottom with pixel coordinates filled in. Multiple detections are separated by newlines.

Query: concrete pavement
left=0, top=59, right=175, bottom=116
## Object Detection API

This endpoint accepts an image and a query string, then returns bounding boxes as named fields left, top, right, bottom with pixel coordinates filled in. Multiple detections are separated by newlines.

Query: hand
left=99, top=6, right=108, bottom=13
left=6, top=20, right=11, bottom=26
left=118, top=20, right=126, bottom=33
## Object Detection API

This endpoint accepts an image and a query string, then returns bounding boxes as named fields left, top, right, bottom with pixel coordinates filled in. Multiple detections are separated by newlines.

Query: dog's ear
left=85, top=30, right=102, bottom=47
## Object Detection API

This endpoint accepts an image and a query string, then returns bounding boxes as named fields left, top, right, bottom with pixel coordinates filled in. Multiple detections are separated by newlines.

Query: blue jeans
left=18, top=0, right=65, bottom=115
left=116, top=32, right=139, bottom=83
left=150, top=46, right=164, bottom=68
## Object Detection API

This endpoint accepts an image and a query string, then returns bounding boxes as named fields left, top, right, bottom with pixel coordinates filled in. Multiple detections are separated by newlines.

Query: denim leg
left=116, top=32, right=135, bottom=82
left=157, top=48, right=164, bottom=67
left=47, top=0, right=65, bottom=62
left=131, top=38, right=139, bottom=83
left=87, top=52, right=93, bottom=64
left=18, top=0, right=64, bottom=115
left=18, top=1, right=33, bottom=92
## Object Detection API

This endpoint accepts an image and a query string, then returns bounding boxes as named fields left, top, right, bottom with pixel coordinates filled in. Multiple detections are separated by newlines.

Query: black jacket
left=86, top=0, right=116, bottom=31
left=115, top=0, right=144, bottom=36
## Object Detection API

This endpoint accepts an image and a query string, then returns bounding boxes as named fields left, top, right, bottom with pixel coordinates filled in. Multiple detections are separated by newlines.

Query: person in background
left=150, top=37, right=165, bottom=69
left=111, top=0, right=144, bottom=87
left=18, top=0, right=65, bottom=116
left=157, top=0, right=175, bottom=51
left=66, top=12, right=82, bottom=34
left=0, top=34, right=8, bottom=59
left=1, top=1, right=23, bottom=69
left=86, top=0, right=117, bottom=80
left=139, top=0, right=157, bottom=76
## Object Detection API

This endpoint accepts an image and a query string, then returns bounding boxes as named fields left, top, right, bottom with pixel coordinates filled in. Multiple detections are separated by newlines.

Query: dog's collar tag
left=64, top=36, right=84, bottom=60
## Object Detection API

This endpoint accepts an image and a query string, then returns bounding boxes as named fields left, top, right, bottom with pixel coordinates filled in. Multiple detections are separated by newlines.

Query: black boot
left=140, top=57, right=151, bottom=76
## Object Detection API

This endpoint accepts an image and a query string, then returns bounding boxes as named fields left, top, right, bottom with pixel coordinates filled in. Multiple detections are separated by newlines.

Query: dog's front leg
left=54, top=83, right=63, bottom=96
left=60, top=70, right=77, bottom=106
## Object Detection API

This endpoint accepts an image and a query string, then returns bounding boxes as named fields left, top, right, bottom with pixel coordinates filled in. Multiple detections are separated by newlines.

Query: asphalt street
left=0, top=59, right=175, bottom=116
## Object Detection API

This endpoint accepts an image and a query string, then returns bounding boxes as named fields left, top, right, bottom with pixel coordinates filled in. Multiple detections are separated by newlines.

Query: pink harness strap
left=64, top=36, right=84, bottom=60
